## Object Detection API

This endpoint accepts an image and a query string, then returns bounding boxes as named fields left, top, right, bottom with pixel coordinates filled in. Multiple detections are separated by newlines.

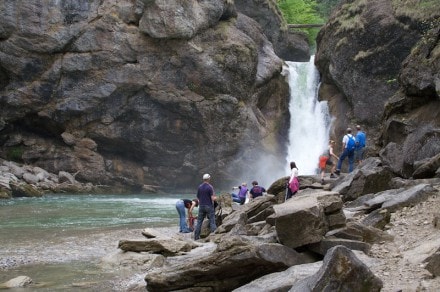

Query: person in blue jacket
left=354, top=124, right=367, bottom=165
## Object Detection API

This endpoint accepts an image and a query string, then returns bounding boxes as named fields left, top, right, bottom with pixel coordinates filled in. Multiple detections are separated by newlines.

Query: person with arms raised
left=231, top=182, right=248, bottom=205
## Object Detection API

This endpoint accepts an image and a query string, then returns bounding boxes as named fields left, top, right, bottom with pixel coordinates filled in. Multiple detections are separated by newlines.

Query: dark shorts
left=355, top=147, right=365, bottom=161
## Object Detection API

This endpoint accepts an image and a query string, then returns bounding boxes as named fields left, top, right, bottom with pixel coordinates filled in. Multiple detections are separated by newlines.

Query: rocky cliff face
left=315, top=0, right=439, bottom=178
left=0, top=0, right=309, bottom=192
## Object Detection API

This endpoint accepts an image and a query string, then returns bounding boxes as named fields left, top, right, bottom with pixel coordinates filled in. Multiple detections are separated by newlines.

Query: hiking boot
left=321, top=179, right=325, bottom=185
left=330, top=173, right=337, bottom=178
left=334, top=170, right=340, bottom=175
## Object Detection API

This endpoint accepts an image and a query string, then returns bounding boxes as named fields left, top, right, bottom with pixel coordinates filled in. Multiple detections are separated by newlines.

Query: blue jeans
left=337, top=148, right=355, bottom=173
left=231, top=193, right=245, bottom=204
left=175, top=200, right=191, bottom=233
left=194, top=204, right=216, bottom=240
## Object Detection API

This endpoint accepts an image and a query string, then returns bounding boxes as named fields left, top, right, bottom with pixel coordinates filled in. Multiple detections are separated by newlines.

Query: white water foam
left=285, top=56, right=332, bottom=175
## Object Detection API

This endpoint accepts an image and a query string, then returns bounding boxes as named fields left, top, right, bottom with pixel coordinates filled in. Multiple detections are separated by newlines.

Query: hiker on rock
left=335, top=128, right=356, bottom=175
left=249, top=181, right=266, bottom=199
left=286, top=161, right=299, bottom=200
left=194, top=174, right=217, bottom=240
left=175, top=198, right=198, bottom=233
left=319, top=140, right=339, bottom=184
left=231, top=182, right=248, bottom=205
left=355, top=124, right=367, bottom=165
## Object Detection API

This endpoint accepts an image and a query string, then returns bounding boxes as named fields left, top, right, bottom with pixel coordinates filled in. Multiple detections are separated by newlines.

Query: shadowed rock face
left=0, top=0, right=305, bottom=191
left=315, top=0, right=440, bottom=176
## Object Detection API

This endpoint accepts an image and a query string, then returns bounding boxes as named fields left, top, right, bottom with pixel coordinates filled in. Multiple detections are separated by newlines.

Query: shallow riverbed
left=0, top=194, right=184, bottom=291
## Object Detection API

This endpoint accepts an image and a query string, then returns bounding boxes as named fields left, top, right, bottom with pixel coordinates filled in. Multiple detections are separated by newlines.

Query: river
left=0, top=193, right=186, bottom=291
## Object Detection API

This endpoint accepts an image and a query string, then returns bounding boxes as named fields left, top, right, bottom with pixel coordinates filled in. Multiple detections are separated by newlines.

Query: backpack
left=346, top=135, right=356, bottom=151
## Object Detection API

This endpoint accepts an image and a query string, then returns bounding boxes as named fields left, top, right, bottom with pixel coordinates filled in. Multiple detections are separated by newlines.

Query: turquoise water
left=0, top=193, right=191, bottom=291
left=0, top=193, right=182, bottom=230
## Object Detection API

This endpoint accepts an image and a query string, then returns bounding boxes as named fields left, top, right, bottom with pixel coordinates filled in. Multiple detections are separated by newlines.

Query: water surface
left=0, top=193, right=186, bottom=291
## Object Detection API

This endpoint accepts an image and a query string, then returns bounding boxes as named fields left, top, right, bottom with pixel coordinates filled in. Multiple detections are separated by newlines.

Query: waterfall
left=285, top=56, right=332, bottom=175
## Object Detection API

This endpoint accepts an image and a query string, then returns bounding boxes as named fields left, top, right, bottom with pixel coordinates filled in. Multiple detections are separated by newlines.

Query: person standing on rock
left=286, top=161, right=299, bottom=200
left=175, top=198, right=199, bottom=233
left=335, top=127, right=356, bottom=175
left=319, top=140, right=339, bottom=184
left=194, top=173, right=217, bottom=240
left=354, top=124, right=367, bottom=165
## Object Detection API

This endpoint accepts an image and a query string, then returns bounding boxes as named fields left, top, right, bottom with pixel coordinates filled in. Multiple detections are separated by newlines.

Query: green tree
left=277, top=0, right=340, bottom=49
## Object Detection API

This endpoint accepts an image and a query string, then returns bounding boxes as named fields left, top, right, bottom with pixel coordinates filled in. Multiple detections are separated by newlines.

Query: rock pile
left=113, top=157, right=440, bottom=291
left=0, top=159, right=109, bottom=198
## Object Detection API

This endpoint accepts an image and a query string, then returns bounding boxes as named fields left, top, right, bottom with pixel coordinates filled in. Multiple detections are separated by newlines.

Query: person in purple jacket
left=194, top=173, right=217, bottom=240
left=231, top=182, right=248, bottom=205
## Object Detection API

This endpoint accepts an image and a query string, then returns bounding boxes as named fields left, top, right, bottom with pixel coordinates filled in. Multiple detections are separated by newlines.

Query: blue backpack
left=347, top=135, right=356, bottom=151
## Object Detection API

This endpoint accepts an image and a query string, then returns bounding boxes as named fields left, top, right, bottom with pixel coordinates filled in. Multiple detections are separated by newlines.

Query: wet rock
left=10, top=181, right=43, bottom=197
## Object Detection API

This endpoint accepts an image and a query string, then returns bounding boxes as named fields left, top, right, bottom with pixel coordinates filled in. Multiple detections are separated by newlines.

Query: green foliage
left=277, top=0, right=325, bottom=48
left=6, top=146, right=24, bottom=162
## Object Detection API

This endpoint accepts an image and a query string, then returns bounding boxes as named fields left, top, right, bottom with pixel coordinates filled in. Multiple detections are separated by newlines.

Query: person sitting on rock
left=249, top=181, right=266, bottom=199
left=231, top=182, right=248, bottom=205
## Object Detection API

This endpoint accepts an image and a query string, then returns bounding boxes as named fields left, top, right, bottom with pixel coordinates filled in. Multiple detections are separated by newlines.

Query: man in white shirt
left=335, top=128, right=356, bottom=175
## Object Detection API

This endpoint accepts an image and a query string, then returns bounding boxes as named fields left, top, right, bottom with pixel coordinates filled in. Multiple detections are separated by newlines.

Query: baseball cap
left=203, top=173, right=210, bottom=180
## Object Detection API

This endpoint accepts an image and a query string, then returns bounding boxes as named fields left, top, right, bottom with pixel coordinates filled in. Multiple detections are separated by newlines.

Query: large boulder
left=332, top=157, right=395, bottom=201
left=272, top=190, right=345, bottom=249
left=234, top=0, right=310, bottom=61
left=139, top=0, right=231, bottom=39
left=0, top=0, right=293, bottom=191
left=291, top=245, right=383, bottom=291
left=144, top=235, right=314, bottom=291
left=233, top=261, right=322, bottom=292
left=315, top=0, right=440, bottom=167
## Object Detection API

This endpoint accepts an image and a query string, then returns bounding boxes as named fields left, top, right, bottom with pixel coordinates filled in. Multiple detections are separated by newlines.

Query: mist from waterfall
left=285, top=56, right=332, bottom=175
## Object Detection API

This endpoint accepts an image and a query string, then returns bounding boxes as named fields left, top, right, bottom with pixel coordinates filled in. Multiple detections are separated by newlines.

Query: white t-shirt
left=342, top=134, right=354, bottom=149
left=289, top=167, right=298, bottom=184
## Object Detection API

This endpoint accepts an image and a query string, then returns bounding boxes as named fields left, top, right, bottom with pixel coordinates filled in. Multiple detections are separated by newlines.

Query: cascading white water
left=285, top=56, right=332, bottom=175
